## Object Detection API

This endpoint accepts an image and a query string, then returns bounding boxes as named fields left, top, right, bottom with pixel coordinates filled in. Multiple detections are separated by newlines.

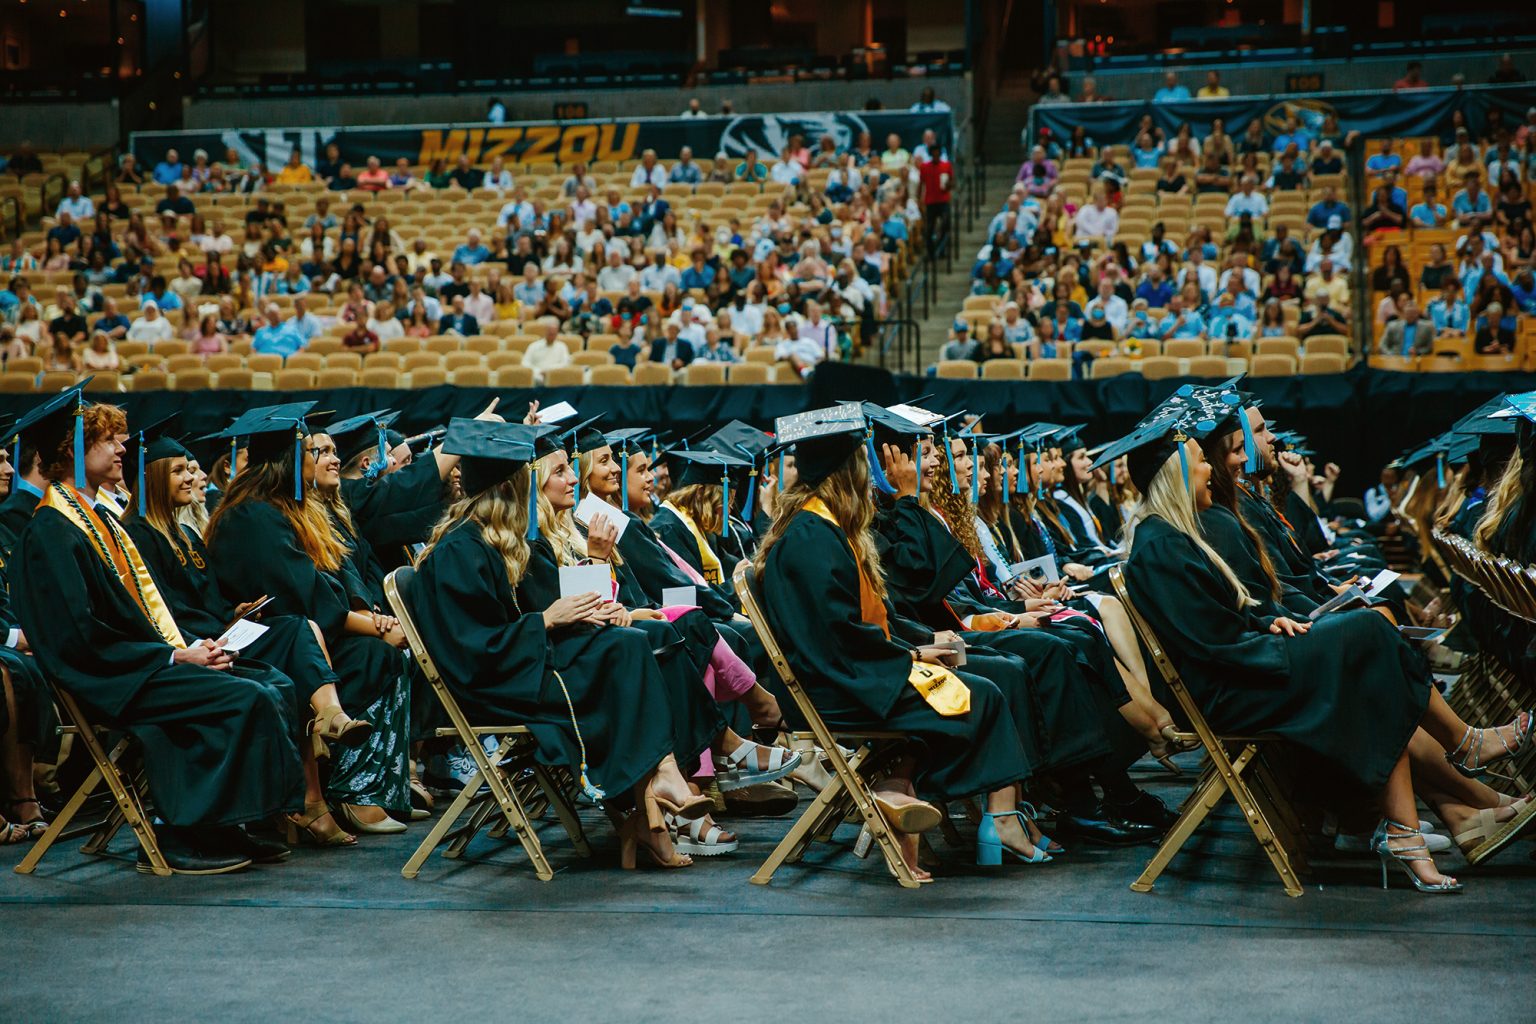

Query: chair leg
left=14, top=755, right=108, bottom=875
left=478, top=750, right=555, bottom=882
left=1131, top=759, right=1227, bottom=893
left=532, top=764, right=591, bottom=857
left=402, top=775, right=482, bottom=879
left=1222, top=747, right=1305, bottom=898
left=443, top=793, right=500, bottom=859
left=751, top=772, right=850, bottom=886
left=81, top=732, right=168, bottom=876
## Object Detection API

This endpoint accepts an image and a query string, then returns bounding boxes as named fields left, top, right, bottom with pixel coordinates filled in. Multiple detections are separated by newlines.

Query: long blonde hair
left=208, top=455, right=348, bottom=573
left=534, top=450, right=586, bottom=566
left=419, top=472, right=532, bottom=588
left=1126, top=439, right=1253, bottom=609
left=1475, top=446, right=1530, bottom=552
left=759, top=444, right=885, bottom=601
left=124, top=455, right=197, bottom=560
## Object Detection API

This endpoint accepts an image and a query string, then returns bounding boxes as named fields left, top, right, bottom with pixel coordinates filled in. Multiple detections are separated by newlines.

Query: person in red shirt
left=917, top=149, right=954, bottom=257
left=355, top=156, right=391, bottom=192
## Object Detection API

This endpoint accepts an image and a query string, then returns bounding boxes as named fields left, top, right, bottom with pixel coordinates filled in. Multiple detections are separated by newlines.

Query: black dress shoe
left=195, top=825, right=292, bottom=864
left=1104, top=790, right=1179, bottom=830
left=1054, top=807, right=1162, bottom=847
left=136, top=828, right=252, bottom=875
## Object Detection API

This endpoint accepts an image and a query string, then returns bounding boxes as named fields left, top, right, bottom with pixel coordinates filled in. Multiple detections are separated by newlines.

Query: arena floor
left=2, top=758, right=1531, bottom=1023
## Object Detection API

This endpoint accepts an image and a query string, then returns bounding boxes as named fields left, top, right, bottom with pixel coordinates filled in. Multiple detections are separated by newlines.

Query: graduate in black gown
left=0, top=435, right=46, bottom=558
left=1115, top=412, right=1531, bottom=893
left=122, top=421, right=375, bottom=848
left=406, top=418, right=720, bottom=869
left=759, top=403, right=1064, bottom=879
left=12, top=388, right=301, bottom=873
left=206, top=403, right=413, bottom=840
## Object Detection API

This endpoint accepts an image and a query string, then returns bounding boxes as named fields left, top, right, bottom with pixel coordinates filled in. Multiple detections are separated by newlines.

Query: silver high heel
left=1444, top=711, right=1531, bottom=782
left=1370, top=819, right=1463, bottom=894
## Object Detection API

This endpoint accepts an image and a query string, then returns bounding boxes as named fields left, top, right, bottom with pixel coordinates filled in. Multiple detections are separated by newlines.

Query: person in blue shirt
left=881, top=215, right=910, bottom=248
left=1511, top=269, right=1536, bottom=314
left=152, top=149, right=182, bottom=186
left=1306, top=185, right=1350, bottom=229
left=1271, top=116, right=1313, bottom=153
left=1426, top=280, right=1470, bottom=336
left=608, top=325, right=646, bottom=369
left=1152, top=72, right=1191, bottom=103
left=1409, top=180, right=1449, bottom=228
left=450, top=229, right=492, bottom=266
left=251, top=306, right=306, bottom=356
left=1364, top=139, right=1401, bottom=174
left=1134, top=266, right=1175, bottom=308
left=1452, top=175, right=1495, bottom=231
left=1157, top=295, right=1206, bottom=339
left=669, top=146, right=703, bottom=186
left=1130, top=132, right=1162, bottom=169
left=679, top=249, right=715, bottom=292
left=139, top=276, right=182, bottom=314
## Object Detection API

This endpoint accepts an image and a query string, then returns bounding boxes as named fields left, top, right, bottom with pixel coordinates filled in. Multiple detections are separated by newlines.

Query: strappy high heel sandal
left=977, top=810, right=1052, bottom=865
left=644, top=786, right=714, bottom=833
left=7, top=798, right=48, bottom=840
left=1444, top=711, right=1532, bottom=782
left=619, top=810, right=692, bottom=869
left=1018, top=801, right=1065, bottom=855
left=665, top=812, right=739, bottom=856
left=1371, top=819, right=1463, bottom=894
left=288, top=802, right=358, bottom=848
left=307, top=705, right=373, bottom=759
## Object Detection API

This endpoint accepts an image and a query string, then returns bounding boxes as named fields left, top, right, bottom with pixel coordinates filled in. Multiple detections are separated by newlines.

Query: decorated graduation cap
left=12, top=379, right=94, bottom=491
left=861, top=402, right=937, bottom=497
left=1500, top=390, right=1536, bottom=458
left=1092, top=409, right=1223, bottom=495
left=770, top=403, right=866, bottom=490
left=1449, top=394, right=1518, bottom=437
left=667, top=448, right=752, bottom=536
left=122, top=414, right=192, bottom=515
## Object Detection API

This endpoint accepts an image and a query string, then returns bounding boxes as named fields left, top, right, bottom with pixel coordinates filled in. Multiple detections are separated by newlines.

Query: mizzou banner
left=1027, top=83, right=1536, bottom=148
left=130, top=110, right=953, bottom=172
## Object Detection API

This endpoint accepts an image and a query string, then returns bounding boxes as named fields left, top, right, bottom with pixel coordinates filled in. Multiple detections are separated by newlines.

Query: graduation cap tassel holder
left=72, top=400, right=87, bottom=492
left=866, top=433, right=897, bottom=496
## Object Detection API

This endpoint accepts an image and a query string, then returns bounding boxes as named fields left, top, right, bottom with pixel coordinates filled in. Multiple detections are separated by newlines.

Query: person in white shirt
left=629, top=150, right=669, bottom=190
left=496, top=188, right=534, bottom=229
left=596, top=249, right=637, bottom=293
left=794, top=300, right=837, bottom=357
left=1178, top=249, right=1219, bottom=301
left=127, top=301, right=176, bottom=344
left=679, top=98, right=707, bottom=119
left=56, top=181, right=95, bottom=221
left=482, top=157, right=514, bottom=192
left=1305, top=217, right=1355, bottom=273
left=367, top=301, right=404, bottom=343
left=1224, top=176, right=1269, bottom=219
left=726, top=291, right=763, bottom=339
left=1073, top=189, right=1119, bottom=243
left=463, top=280, right=496, bottom=324
left=521, top=321, right=572, bottom=380
left=910, top=87, right=950, bottom=113
left=1216, top=258, right=1261, bottom=298
left=569, top=186, right=597, bottom=227
left=670, top=297, right=710, bottom=347
left=770, top=147, right=803, bottom=185
left=1084, top=278, right=1129, bottom=332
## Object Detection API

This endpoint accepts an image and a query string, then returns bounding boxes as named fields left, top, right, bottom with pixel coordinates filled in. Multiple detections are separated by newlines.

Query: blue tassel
left=136, top=433, right=146, bottom=516
left=942, top=428, right=959, bottom=493
left=1109, top=459, right=1117, bottom=485
left=1001, top=450, right=1011, bottom=502
left=229, top=438, right=239, bottom=480
left=72, top=403, right=86, bottom=492
left=969, top=437, right=980, bottom=506
left=1177, top=436, right=1191, bottom=494
left=1235, top=400, right=1260, bottom=473
left=742, top=467, right=757, bottom=519
left=1436, top=453, right=1445, bottom=489
left=363, top=426, right=388, bottom=482
left=913, top=442, right=922, bottom=497
left=777, top=450, right=785, bottom=488
left=527, top=465, right=540, bottom=540
left=867, top=435, right=897, bottom=495
left=11, top=434, right=18, bottom=475
left=578, top=766, right=605, bottom=805
left=293, top=429, right=304, bottom=502
left=620, top=448, right=630, bottom=513
left=719, top=471, right=729, bottom=537
left=573, top=453, right=581, bottom=504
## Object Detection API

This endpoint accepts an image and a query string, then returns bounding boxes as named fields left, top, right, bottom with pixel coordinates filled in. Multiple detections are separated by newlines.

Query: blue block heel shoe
left=1019, top=801, right=1064, bottom=856
left=977, top=810, right=1053, bottom=866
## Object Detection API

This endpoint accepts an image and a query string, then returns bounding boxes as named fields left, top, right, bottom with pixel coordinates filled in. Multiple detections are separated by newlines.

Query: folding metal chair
left=15, top=687, right=170, bottom=877
left=1108, top=566, right=1309, bottom=897
left=732, top=560, right=922, bottom=889
left=385, top=567, right=590, bottom=882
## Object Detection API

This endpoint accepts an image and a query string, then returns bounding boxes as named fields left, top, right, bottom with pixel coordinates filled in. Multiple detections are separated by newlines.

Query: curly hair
left=921, top=436, right=983, bottom=560
left=43, top=403, right=126, bottom=483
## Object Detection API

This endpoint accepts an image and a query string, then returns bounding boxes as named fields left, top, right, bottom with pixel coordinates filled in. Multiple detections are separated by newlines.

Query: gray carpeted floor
left=3, top=762, right=1532, bottom=1023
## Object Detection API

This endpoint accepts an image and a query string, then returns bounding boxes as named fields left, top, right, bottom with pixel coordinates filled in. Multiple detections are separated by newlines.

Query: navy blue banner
left=130, top=111, right=953, bottom=171
left=1028, top=84, right=1536, bottom=147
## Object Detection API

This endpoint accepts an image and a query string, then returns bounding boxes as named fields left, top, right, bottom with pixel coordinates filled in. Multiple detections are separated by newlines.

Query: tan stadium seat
left=1255, top=337, right=1301, bottom=360
left=130, top=369, right=169, bottom=391
left=726, top=363, right=769, bottom=385
left=316, top=368, right=359, bottom=389
left=588, top=365, right=634, bottom=386
left=284, top=352, right=324, bottom=373
left=451, top=367, right=491, bottom=387
left=402, top=351, right=442, bottom=372
left=173, top=368, right=214, bottom=391
left=1249, top=354, right=1297, bottom=378
left=935, top=360, right=978, bottom=380
left=542, top=367, right=586, bottom=387
left=409, top=367, right=449, bottom=388
left=464, top=336, right=502, bottom=356
left=205, top=354, right=244, bottom=374
left=1027, top=359, right=1071, bottom=381
left=39, top=371, right=79, bottom=391
left=494, top=366, right=536, bottom=388
left=248, top=354, right=284, bottom=375
left=325, top=351, right=364, bottom=371
left=1089, top=356, right=1134, bottom=379
left=1299, top=353, right=1346, bottom=375
left=6, top=356, right=44, bottom=377
left=214, top=369, right=255, bottom=390
left=164, top=354, right=203, bottom=375
left=308, top=337, right=343, bottom=356
left=1303, top=336, right=1350, bottom=359
left=82, top=373, right=122, bottom=394
left=0, top=375, right=36, bottom=393
left=1162, top=339, right=1207, bottom=359
left=271, top=369, right=315, bottom=390
left=633, top=363, right=672, bottom=386
left=443, top=352, right=483, bottom=372
left=572, top=351, right=612, bottom=367
left=979, top=360, right=1025, bottom=380
left=684, top=363, right=726, bottom=386
left=152, top=340, right=190, bottom=358
left=1138, top=356, right=1181, bottom=380
left=360, top=367, right=401, bottom=389
left=1186, top=356, right=1232, bottom=377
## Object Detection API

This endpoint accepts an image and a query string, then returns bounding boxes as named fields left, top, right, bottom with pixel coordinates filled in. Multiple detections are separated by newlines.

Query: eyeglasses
left=308, top=445, right=337, bottom=459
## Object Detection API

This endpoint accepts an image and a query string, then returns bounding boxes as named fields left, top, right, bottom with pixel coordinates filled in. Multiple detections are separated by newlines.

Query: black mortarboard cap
left=863, top=402, right=935, bottom=450
left=13, top=380, right=94, bottom=490
left=565, top=415, right=609, bottom=456
left=770, top=403, right=866, bottom=487
left=441, top=418, right=536, bottom=496
left=327, top=410, right=401, bottom=468
left=123, top=414, right=192, bottom=515
left=1092, top=410, right=1222, bottom=494
left=701, top=421, right=774, bottom=462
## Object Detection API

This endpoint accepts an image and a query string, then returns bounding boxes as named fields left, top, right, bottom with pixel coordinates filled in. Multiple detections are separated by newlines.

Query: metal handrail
left=874, top=317, right=922, bottom=375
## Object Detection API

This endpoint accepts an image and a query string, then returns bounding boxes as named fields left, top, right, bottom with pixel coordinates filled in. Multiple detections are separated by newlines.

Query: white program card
left=1365, top=569, right=1401, bottom=596
left=572, top=491, right=629, bottom=542
left=558, top=563, right=613, bottom=600
left=661, top=586, right=698, bottom=608
left=535, top=401, right=578, bottom=424
left=216, top=619, right=270, bottom=653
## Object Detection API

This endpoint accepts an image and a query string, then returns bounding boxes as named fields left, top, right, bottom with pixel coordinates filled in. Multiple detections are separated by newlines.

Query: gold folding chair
left=1108, top=566, right=1309, bottom=897
left=16, top=687, right=170, bottom=877
left=384, top=567, right=589, bottom=882
left=732, top=560, right=922, bottom=889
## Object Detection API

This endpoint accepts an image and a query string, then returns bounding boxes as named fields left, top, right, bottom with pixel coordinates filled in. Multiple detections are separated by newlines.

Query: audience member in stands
left=1073, top=188, right=1118, bottom=245
left=1411, top=181, right=1450, bottom=228
left=1473, top=301, right=1516, bottom=354
left=1153, top=72, right=1191, bottom=104
left=1297, top=288, right=1349, bottom=341
left=522, top=320, right=572, bottom=379
left=1428, top=279, right=1471, bottom=336
left=127, top=300, right=175, bottom=345
left=1361, top=185, right=1407, bottom=234
left=1454, top=172, right=1495, bottom=231
left=1381, top=300, right=1435, bottom=356
left=630, top=150, right=669, bottom=190
left=1197, top=70, right=1229, bottom=99
left=1394, top=62, right=1427, bottom=91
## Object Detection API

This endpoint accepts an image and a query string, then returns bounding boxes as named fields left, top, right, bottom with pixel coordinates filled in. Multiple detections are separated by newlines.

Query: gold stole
left=801, top=498, right=970, bottom=717
left=43, top=484, right=187, bottom=648
left=660, top=500, right=724, bottom=585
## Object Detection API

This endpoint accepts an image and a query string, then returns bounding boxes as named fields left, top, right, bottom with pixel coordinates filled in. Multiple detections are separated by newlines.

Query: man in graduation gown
left=0, top=437, right=47, bottom=558
left=12, top=389, right=303, bottom=873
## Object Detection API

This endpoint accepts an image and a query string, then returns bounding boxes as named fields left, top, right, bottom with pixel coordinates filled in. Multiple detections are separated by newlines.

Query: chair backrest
left=1249, top=353, right=1297, bottom=378
left=1255, top=336, right=1301, bottom=360
left=316, top=368, right=359, bottom=389
left=1138, top=356, right=1181, bottom=380
left=633, top=363, right=672, bottom=386
left=131, top=369, right=169, bottom=391
left=215, top=368, right=255, bottom=390
left=683, top=362, right=726, bottom=386
left=82, top=372, right=121, bottom=393
left=571, top=350, right=612, bottom=367
left=410, top=367, right=449, bottom=388
left=494, top=365, right=536, bottom=388
left=205, top=353, right=244, bottom=373
left=543, top=366, right=586, bottom=387
left=284, top=352, right=324, bottom=372
left=360, top=367, right=400, bottom=389
left=172, top=367, right=213, bottom=391
left=935, top=359, right=978, bottom=380
left=1299, top=353, right=1346, bottom=375
left=726, top=362, right=769, bottom=385
left=325, top=351, right=364, bottom=371
left=979, top=359, right=1025, bottom=380
left=248, top=353, right=283, bottom=374
left=1163, top=339, right=1206, bottom=359
left=1027, top=359, right=1071, bottom=381
left=1089, top=356, right=1133, bottom=379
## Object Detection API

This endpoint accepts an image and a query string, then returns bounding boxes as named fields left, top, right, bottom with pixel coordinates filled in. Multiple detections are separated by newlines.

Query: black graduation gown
left=518, top=536, right=723, bottom=773
left=0, top=485, right=41, bottom=556
left=341, top=461, right=446, bottom=572
left=1240, top=489, right=1337, bottom=605
left=648, top=507, right=726, bottom=588
left=125, top=518, right=341, bottom=705
left=208, top=500, right=411, bottom=810
left=1199, top=505, right=1319, bottom=617
left=410, top=521, right=716, bottom=796
left=760, top=509, right=1031, bottom=800
left=1088, top=493, right=1124, bottom=545
left=1125, top=515, right=1431, bottom=802
left=0, top=544, right=55, bottom=751
left=14, top=505, right=304, bottom=826
left=1481, top=496, right=1536, bottom=672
